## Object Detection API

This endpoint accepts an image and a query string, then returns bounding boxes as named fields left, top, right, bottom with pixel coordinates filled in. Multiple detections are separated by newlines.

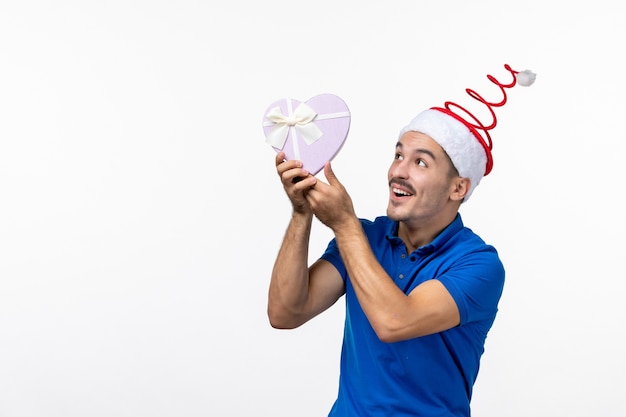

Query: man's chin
left=386, top=204, right=403, bottom=221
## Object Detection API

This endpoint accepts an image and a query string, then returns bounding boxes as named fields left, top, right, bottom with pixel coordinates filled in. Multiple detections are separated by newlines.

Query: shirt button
left=399, top=274, right=404, bottom=279
left=400, top=254, right=406, bottom=259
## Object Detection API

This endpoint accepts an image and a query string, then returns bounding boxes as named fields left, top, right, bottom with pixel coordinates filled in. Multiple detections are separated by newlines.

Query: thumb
left=324, top=161, right=341, bottom=187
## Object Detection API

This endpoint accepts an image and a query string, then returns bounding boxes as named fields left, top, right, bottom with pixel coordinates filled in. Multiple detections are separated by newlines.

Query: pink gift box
left=262, top=93, right=351, bottom=175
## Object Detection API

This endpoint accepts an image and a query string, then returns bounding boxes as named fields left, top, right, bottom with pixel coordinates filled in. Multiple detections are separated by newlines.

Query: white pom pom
left=517, top=70, right=536, bottom=87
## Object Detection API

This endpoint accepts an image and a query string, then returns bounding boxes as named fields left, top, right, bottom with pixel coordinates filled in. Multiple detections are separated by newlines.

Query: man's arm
left=331, top=217, right=459, bottom=342
left=306, top=162, right=460, bottom=342
left=267, top=153, right=345, bottom=329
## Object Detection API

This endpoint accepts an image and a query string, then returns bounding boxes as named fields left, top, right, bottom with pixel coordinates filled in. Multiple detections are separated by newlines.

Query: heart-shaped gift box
left=262, top=93, right=351, bottom=175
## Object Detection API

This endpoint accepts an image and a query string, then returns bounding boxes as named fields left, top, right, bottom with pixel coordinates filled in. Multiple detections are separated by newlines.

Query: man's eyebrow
left=395, top=142, right=437, bottom=160
left=415, top=148, right=437, bottom=160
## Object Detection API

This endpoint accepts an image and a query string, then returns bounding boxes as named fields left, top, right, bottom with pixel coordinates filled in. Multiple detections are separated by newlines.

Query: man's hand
left=306, top=161, right=357, bottom=230
left=275, top=152, right=318, bottom=214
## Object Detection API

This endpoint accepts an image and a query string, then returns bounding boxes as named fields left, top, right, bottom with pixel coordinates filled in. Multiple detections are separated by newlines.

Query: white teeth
left=392, top=187, right=411, bottom=196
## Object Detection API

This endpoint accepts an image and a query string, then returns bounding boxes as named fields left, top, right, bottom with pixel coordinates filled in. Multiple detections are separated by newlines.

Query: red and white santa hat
left=399, top=64, right=536, bottom=202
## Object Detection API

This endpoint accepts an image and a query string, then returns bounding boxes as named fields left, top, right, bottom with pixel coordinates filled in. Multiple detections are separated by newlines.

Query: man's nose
left=390, top=159, right=409, bottom=179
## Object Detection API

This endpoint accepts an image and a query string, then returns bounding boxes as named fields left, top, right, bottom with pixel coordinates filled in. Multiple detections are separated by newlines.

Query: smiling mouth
left=392, top=187, right=413, bottom=197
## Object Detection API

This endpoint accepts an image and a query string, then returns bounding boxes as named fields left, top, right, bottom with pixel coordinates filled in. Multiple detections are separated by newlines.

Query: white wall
left=1, top=1, right=624, bottom=416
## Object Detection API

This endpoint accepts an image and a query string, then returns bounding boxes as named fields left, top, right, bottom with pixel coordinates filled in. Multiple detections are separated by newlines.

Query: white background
left=1, top=1, right=624, bottom=416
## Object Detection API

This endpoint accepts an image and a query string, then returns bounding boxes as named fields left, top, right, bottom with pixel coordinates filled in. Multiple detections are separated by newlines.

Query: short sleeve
left=320, top=237, right=348, bottom=282
left=437, top=248, right=505, bottom=325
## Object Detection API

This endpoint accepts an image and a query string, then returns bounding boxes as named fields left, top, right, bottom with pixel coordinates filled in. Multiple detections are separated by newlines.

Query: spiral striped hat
left=399, top=64, right=536, bottom=202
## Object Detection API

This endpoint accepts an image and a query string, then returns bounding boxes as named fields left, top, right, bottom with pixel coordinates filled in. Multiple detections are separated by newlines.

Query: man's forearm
left=333, top=217, right=410, bottom=340
left=267, top=211, right=314, bottom=328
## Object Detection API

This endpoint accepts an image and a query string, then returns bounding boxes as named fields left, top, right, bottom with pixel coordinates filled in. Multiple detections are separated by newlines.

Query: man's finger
left=324, top=161, right=340, bottom=187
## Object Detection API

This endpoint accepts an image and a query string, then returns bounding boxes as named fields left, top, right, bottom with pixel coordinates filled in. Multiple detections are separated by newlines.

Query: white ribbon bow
left=264, top=102, right=324, bottom=149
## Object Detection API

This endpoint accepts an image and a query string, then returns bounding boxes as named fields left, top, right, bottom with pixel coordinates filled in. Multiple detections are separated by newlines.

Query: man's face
left=386, top=131, right=459, bottom=225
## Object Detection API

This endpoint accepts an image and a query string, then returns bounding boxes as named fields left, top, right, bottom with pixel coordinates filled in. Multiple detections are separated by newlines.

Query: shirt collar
left=385, top=213, right=464, bottom=253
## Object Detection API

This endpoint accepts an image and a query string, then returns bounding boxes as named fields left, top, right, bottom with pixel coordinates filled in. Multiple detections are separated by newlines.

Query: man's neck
left=397, top=212, right=458, bottom=253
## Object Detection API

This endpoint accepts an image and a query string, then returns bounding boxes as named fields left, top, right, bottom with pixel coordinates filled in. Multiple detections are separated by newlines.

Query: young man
left=267, top=66, right=533, bottom=416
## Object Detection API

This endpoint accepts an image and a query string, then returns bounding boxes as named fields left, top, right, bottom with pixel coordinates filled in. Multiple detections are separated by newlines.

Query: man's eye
left=417, top=159, right=426, bottom=167
left=395, top=153, right=403, bottom=160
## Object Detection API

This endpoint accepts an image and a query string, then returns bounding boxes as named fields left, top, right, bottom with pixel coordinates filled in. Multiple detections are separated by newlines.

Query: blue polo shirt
left=320, top=214, right=505, bottom=417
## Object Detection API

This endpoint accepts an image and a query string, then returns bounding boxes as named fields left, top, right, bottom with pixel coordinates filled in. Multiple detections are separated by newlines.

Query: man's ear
left=450, top=177, right=471, bottom=202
